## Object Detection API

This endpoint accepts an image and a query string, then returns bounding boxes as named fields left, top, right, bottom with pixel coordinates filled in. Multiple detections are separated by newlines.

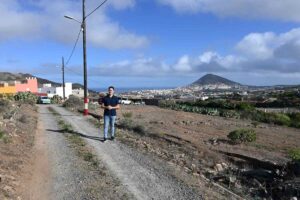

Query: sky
left=1, top=0, right=300, bottom=88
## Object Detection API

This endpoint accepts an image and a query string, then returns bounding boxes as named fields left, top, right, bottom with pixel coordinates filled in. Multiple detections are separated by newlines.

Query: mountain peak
left=191, top=74, right=241, bottom=86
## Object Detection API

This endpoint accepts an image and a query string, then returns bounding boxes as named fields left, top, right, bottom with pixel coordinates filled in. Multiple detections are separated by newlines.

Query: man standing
left=101, top=86, right=120, bottom=141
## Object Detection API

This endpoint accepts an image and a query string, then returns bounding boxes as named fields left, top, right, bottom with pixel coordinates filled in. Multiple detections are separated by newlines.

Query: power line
left=65, top=66, right=82, bottom=76
left=64, top=0, right=108, bottom=66
left=85, top=0, right=108, bottom=19
left=63, top=0, right=109, bottom=94
left=65, top=27, right=82, bottom=66
left=65, top=66, right=100, bottom=85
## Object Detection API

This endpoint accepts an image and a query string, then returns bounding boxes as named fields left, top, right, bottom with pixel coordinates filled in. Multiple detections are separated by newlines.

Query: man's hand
left=107, top=105, right=112, bottom=110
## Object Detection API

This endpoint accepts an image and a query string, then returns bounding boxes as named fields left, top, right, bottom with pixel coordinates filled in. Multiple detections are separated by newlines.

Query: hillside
left=0, top=72, right=95, bottom=93
left=191, top=74, right=241, bottom=86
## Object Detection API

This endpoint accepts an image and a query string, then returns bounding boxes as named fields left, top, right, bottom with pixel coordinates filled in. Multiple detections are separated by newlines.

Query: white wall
left=38, top=87, right=56, bottom=98
left=56, top=83, right=72, bottom=99
left=38, top=83, right=73, bottom=99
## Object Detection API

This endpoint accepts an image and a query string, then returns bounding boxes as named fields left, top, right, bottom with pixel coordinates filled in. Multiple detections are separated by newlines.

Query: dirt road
left=26, top=105, right=203, bottom=200
left=23, top=105, right=131, bottom=199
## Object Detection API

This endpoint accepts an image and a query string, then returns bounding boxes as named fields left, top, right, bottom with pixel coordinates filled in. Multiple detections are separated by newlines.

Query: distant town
left=118, top=74, right=300, bottom=108
left=0, top=73, right=299, bottom=109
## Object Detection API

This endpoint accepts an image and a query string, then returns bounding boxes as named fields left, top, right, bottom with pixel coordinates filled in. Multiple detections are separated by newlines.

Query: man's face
left=108, top=88, right=114, bottom=96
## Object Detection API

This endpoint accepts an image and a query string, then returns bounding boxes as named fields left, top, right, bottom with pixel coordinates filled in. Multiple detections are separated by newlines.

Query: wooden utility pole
left=62, top=56, right=65, bottom=100
left=82, top=0, right=88, bottom=115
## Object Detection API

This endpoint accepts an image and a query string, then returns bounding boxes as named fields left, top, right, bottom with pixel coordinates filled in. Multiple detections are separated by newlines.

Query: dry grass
left=0, top=102, right=38, bottom=199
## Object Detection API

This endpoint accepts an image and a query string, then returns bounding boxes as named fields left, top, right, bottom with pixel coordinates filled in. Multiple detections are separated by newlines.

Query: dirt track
left=52, top=105, right=203, bottom=200
left=23, top=105, right=135, bottom=200
left=21, top=104, right=204, bottom=199
left=8, top=103, right=298, bottom=199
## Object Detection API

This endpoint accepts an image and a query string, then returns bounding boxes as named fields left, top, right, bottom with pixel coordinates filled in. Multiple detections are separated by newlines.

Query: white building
left=38, top=83, right=73, bottom=99
left=200, top=96, right=209, bottom=101
left=72, top=88, right=85, bottom=98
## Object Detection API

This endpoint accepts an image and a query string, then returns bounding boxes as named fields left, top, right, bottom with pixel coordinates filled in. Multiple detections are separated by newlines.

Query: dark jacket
left=102, top=95, right=119, bottom=116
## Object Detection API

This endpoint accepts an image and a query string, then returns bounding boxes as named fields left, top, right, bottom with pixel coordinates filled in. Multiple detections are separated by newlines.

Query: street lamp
left=64, top=0, right=108, bottom=116
left=64, top=1, right=88, bottom=116
left=64, top=15, right=81, bottom=24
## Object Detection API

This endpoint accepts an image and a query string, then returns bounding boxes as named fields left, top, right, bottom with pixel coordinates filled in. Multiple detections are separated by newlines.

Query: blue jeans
left=103, top=115, right=116, bottom=138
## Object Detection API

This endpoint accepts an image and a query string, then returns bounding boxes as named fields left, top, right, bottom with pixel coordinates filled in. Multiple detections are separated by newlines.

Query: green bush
left=14, top=92, right=37, bottom=105
left=236, top=102, right=255, bottom=111
left=0, top=130, right=10, bottom=144
left=289, top=113, right=300, bottom=128
left=227, top=129, right=257, bottom=144
left=0, top=130, right=5, bottom=139
left=220, top=110, right=240, bottom=118
left=273, top=113, right=291, bottom=126
left=160, top=99, right=300, bottom=129
left=0, top=93, right=14, bottom=100
left=51, top=95, right=62, bottom=104
left=288, top=148, right=300, bottom=161
left=63, top=95, right=83, bottom=108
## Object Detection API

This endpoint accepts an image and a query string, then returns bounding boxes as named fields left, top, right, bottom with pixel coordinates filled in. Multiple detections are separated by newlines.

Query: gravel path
left=37, top=105, right=132, bottom=200
left=51, top=105, right=203, bottom=200
left=39, top=105, right=94, bottom=199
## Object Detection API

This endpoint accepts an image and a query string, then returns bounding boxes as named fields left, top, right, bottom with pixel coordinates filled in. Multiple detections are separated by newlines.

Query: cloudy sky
left=1, top=0, right=300, bottom=88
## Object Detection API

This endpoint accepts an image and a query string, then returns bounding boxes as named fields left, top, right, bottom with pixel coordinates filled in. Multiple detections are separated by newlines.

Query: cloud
left=156, top=0, right=300, bottom=22
left=89, top=58, right=170, bottom=77
left=236, top=32, right=275, bottom=60
left=0, top=0, right=149, bottom=49
left=0, top=0, right=42, bottom=41
left=236, top=28, right=300, bottom=61
left=173, top=55, right=192, bottom=72
left=85, top=27, right=300, bottom=77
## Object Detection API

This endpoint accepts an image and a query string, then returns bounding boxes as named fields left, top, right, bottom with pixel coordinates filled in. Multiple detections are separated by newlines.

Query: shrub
left=122, top=112, right=133, bottom=119
left=251, top=121, right=260, bottom=128
left=158, top=100, right=176, bottom=108
left=289, top=113, right=300, bottom=128
left=83, top=152, right=94, bottom=162
left=0, top=130, right=5, bottom=139
left=18, top=114, right=28, bottom=123
left=288, top=148, right=300, bottom=161
left=51, top=95, right=62, bottom=104
left=132, top=124, right=146, bottom=136
left=254, top=112, right=291, bottom=126
left=118, top=119, right=133, bottom=130
left=0, top=130, right=10, bottom=144
left=220, top=110, right=240, bottom=118
left=0, top=99, right=10, bottom=113
left=14, top=92, right=37, bottom=105
left=63, top=123, right=73, bottom=133
left=273, top=113, right=291, bottom=126
left=227, top=129, right=257, bottom=144
left=237, top=102, right=255, bottom=111
left=63, top=95, right=83, bottom=108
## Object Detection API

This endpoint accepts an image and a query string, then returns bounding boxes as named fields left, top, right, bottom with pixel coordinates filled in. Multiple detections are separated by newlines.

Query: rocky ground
left=88, top=104, right=300, bottom=199
left=0, top=100, right=38, bottom=199
left=53, top=104, right=205, bottom=200
left=30, top=105, right=134, bottom=200
left=0, top=101, right=134, bottom=200
left=1, top=98, right=299, bottom=199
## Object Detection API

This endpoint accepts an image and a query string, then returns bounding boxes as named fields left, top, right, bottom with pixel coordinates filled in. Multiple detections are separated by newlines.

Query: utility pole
left=62, top=56, right=65, bottom=100
left=82, top=0, right=88, bottom=116
left=64, top=0, right=108, bottom=115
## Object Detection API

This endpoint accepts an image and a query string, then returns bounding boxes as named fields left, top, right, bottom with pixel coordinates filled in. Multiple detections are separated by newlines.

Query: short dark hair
left=108, top=86, right=115, bottom=90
